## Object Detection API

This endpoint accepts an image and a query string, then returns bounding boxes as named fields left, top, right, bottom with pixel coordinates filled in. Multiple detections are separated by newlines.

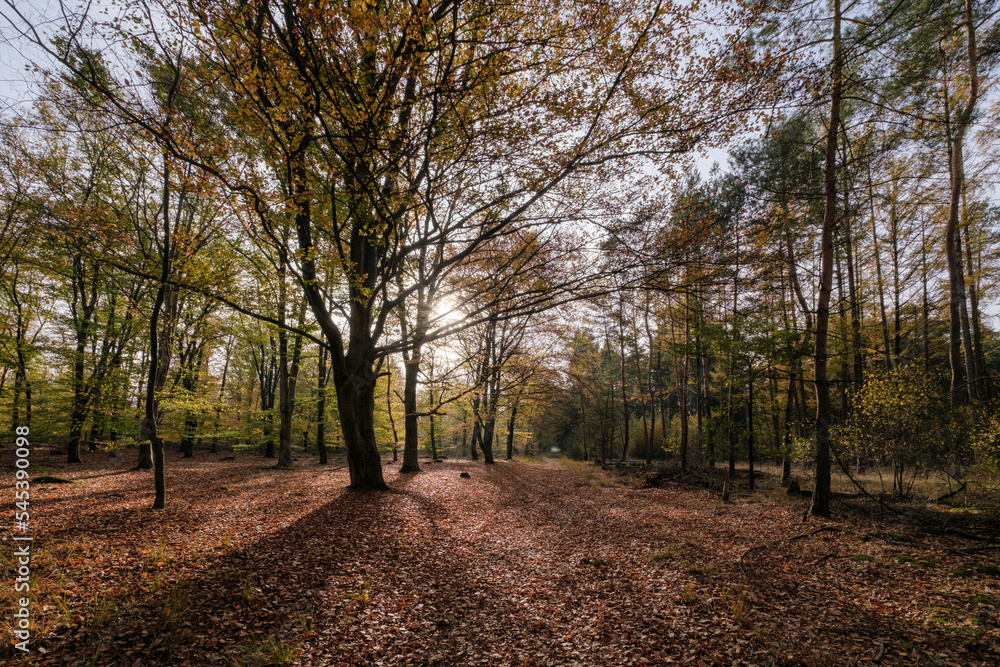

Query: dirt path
left=2, top=451, right=998, bottom=665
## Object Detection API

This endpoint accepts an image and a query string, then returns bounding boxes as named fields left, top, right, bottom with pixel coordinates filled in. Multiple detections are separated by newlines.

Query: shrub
left=838, top=367, right=946, bottom=498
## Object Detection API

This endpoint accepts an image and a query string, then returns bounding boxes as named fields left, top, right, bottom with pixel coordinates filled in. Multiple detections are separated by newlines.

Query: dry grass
left=756, top=461, right=1000, bottom=504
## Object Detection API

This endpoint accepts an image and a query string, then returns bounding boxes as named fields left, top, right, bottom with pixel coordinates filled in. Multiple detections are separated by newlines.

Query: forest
left=1, top=0, right=1000, bottom=664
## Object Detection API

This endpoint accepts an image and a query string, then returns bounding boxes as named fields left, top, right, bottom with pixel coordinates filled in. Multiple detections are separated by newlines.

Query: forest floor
left=2, top=447, right=1000, bottom=666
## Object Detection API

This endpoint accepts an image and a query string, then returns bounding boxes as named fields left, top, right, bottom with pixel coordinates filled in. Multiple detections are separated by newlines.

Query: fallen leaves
left=1, top=450, right=998, bottom=665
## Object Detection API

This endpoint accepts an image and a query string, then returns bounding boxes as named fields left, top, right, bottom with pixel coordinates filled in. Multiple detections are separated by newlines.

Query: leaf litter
left=2, top=449, right=998, bottom=666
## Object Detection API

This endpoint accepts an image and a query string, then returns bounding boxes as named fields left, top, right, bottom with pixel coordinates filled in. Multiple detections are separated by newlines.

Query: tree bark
left=644, top=300, right=656, bottom=465
left=277, top=298, right=306, bottom=468
left=843, top=196, right=863, bottom=391
left=291, top=151, right=387, bottom=490
left=866, top=177, right=893, bottom=370
left=386, top=363, right=398, bottom=462
left=67, top=257, right=99, bottom=464
left=505, top=393, right=520, bottom=460
left=781, top=372, right=795, bottom=487
left=746, top=377, right=754, bottom=491
left=401, top=349, right=422, bottom=472
left=316, top=341, right=329, bottom=464
left=810, top=0, right=840, bottom=518
left=964, top=217, right=990, bottom=399
left=945, top=0, right=980, bottom=406
left=955, top=226, right=978, bottom=403
left=680, top=299, right=690, bottom=470
left=618, top=297, right=629, bottom=462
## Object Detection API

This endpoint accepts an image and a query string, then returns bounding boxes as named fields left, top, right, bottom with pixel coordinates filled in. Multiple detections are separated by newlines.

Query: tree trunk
left=180, top=338, right=204, bottom=458
left=644, top=301, right=656, bottom=466
left=429, top=386, right=438, bottom=461
left=482, top=380, right=499, bottom=465
left=770, top=374, right=780, bottom=466
left=618, top=298, right=629, bottom=462
left=142, top=146, right=175, bottom=509
left=505, top=395, right=519, bottom=460
left=946, top=0, right=980, bottom=406
left=290, top=151, right=387, bottom=491
left=333, top=367, right=388, bottom=490
left=781, top=373, right=795, bottom=487
left=262, top=338, right=277, bottom=459
left=316, top=342, right=329, bottom=465
left=680, top=304, right=689, bottom=471
left=703, top=348, right=712, bottom=468
left=746, top=378, right=754, bottom=491
left=400, top=348, right=422, bottom=472
left=834, top=244, right=850, bottom=418
left=212, top=336, right=232, bottom=454
left=843, top=197, right=863, bottom=391
left=964, top=218, right=990, bottom=399
left=386, top=363, right=398, bottom=463
left=956, top=226, right=978, bottom=403
left=922, top=227, right=930, bottom=373
left=889, top=183, right=902, bottom=362
left=810, top=0, right=840, bottom=518
left=67, top=257, right=99, bottom=464
left=867, top=181, right=893, bottom=370
left=278, top=299, right=306, bottom=468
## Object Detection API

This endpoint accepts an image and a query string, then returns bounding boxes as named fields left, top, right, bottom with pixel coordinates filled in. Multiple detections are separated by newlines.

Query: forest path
left=3, top=450, right=997, bottom=666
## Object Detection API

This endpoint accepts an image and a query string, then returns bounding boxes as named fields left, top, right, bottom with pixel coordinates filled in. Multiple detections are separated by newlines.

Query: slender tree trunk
left=386, top=362, right=398, bottom=463
left=140, top=146, right=175, bottom=509
left=398, top=285, right=427, bottom=472
left=945, top=0, right=980, bottom=406
left=180, top=346, right=202, bottom=458
left=922, top=227, right=931, bottom=373
left=429, top=384, right=438, bottom=461
left=703, top=347, right=712, bottom=468
left=401, top=347, right=422, bottom=472
left=263, top=339, right=277, bottom=459
left=770, top=374, right=780, bottom=464
left=889, top=185, right=902, bottom=362
left=964, top=219, right=990, bottom=399
left=277, top=299, right=306, bottom=468
left=618, top=298, right=629, bottom=462
left=956, top=226, right=979, bottom=403
left=843, top=197, right=863, bottom=391
left=212, top=336, right=232, bottom=454
left=746, top=377, right=754, bottom=491
left=275, top=265, right=290, bottom=464
left=17, top=342, right=31, bottom=431
left=482, top=376, right=499, bottom=464
left=867, top=180, right=893, bottom=371
left=505, top=393, right=520, bottom=460
left=680, top=298, right=690, bottom=470
left=835, top=245, right=850, bottom=418
left=695, top=335, right=704, bottom=462
left=644, top=301, right=656, bottom=465
left=316, top=342, right=329, bottom=464
left=811, top=0, right=840, bottom=518
left=782, top=373, right=795, bottom=487
left=67, top=258, right=99, bottom=464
